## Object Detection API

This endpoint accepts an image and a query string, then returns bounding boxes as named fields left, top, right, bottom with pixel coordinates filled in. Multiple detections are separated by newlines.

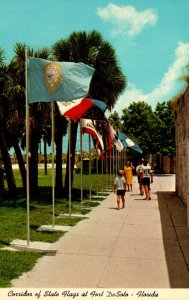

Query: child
left=114, top=170, right=126, bottom=209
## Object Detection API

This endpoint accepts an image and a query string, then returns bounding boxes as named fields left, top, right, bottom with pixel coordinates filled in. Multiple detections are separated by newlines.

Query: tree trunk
left=12, top=137, right=26, bottom=191
left=29, top=134, right=39, bottom=195
left=64, top=121, right=78, bottom=194
left=0, top=150, right=5, bottom=193
left=55, top=125, right=63, bottom=195
left=0, top=131, right=16, bottom=194
left=43, top=137, right=48, bottom=175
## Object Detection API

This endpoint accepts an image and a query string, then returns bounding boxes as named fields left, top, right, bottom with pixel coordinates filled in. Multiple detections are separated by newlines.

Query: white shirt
left=114, top=176, right=126, bottom=190
left=141, top=165, right=151, bottom=178
left=136, top=164, right=143, bottom=175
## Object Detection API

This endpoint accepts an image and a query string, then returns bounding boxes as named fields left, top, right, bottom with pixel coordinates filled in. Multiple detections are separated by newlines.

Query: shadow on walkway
left=157, top=191, right=189, bottom=288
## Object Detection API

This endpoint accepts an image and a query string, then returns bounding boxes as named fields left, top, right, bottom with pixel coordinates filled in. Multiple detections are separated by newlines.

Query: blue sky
left=1, top=0, right=189, bottom=116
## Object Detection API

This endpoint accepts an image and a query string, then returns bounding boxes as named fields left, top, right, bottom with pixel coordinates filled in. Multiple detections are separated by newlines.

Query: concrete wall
left=175, top=85, right=189, bottom=213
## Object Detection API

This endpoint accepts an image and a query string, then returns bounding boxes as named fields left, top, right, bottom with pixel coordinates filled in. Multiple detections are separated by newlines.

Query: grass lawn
left=0, top=169, right=111, bottom=287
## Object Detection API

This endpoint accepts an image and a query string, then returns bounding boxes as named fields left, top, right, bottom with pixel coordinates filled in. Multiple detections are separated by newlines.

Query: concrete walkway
left=11, top=174, right=189, bottom=288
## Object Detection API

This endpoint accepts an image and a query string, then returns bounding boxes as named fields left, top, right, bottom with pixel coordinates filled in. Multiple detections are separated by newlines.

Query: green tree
left=108, top=111, right=121, bottom=129
left=0, top=151, right=5, bottom=192
left=10, top=43, right=51, bottom=195
left=121, top=101, right=162, bottom=156
left=154, top=101, right=175, bottom=156
left=0, top=48, right=17, bottom=194
left=54, top=111, right=68, bottom=194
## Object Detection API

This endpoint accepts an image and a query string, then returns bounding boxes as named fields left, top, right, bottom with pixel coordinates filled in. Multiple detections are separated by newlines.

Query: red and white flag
left=81, top=118, right=104, bottom=150
left=57, top=98, right=94, bottom=122
left=107, top=124, right=124, bottom=153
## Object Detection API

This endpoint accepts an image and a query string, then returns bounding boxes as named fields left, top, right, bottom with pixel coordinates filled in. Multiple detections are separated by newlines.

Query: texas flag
left=57, top=98, right=107, bottom=122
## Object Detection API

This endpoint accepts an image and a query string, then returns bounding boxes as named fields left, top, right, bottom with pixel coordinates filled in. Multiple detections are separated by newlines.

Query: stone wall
left=175, top=84, right=189, bottom=212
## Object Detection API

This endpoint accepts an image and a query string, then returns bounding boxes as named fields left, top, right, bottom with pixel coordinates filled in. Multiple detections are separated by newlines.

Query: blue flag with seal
left=28, top=57, right=95, bottom=103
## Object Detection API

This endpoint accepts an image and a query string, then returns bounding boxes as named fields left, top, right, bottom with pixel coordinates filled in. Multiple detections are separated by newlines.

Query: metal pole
left=101, top=155, right=103, bottom=192
left=96, top=156, right=99, bottom=196
left=106, top=152, right=108, bottom=187
left=115, top=148, right=118, bottom=174
left=51, top=102, right=55, bottom=227
left=25, top=47, right=30, bottom=246
left=118, top=151, right=120, bottom=169
left=113, top=146, right=115, bottom=176
left=80, top=120, right=83, bottom=204
left=68, top=119, right=72, bottom=216
left=89, top=134, right=91, bottom=201
left=109, top=152, right=112, bottom=188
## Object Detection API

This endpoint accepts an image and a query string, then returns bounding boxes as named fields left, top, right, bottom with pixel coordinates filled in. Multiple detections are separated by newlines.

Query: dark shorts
left=138, top=176, right=142, bottom=183
left=141, top=177, right=150, bottom=186
left=116, top=190, right=125, bottom=196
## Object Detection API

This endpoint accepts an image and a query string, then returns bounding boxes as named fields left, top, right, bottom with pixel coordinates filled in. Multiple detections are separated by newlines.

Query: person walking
left=141, top=159, right=153, bottom=200
left=136, top=159, right=144, bottom=195
left=114, top=170, right=126, bottom=209
left=123, top=161, right=134, bottom=191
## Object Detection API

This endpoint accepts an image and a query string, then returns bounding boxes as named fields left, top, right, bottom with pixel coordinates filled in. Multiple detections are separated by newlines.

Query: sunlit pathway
left=12, top=174, right=189, bottom=288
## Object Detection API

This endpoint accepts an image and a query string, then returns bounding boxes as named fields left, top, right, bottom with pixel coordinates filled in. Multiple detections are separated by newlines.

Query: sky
left=1, top=0, right=189, bottom=115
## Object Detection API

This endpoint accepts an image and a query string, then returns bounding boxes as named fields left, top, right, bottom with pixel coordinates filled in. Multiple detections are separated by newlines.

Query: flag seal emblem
left=44, top=63, right=63, bottom=94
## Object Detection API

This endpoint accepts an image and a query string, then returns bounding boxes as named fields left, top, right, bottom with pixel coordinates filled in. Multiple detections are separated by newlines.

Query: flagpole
left=105, top=152, right=107, bottom=187
left=118, top=151, right=120, bottom=169
left=109, top=152, right=112, bottom=189
left=25, top=47, right=30, bottom=246
left=89, top=134, right=91, bottom=201
left=80, top=120, right=83, bottom=204
left=112, top=146, right=115, bottom=177
left=96, top=156, right=99, bottom=196
left=115, top=148, right=117, bottom=174
left=68, top=118, right=72, bottom=216
left=51, top=102, right=55, bottom=227
left=101, top=155, right=103, bottom=192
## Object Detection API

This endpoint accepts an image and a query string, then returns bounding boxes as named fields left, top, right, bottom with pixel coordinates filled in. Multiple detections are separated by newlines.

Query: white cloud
left=113, top=42, right=189, bottom=115
left=97, top=3, right=158, bottom=37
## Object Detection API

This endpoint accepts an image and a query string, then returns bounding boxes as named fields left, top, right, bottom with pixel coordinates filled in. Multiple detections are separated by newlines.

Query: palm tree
left=0, top=48, right=17, bottom=194
left=0, top=151, right=5, bottom=192
left=8, top=43, right=51, bottom=195
left=4, top=60, right=26, bottom=191
left=52, top=30, right=126, bottom=193
left=54, top=109, right=68, bottom=194
left=90, top=41, right=126, bottom=108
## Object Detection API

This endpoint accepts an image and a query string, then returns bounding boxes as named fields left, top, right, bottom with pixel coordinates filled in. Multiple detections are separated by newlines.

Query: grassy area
left=0, top=251, right=42, bottom=287
left=0, top=169, right=111, bottom=287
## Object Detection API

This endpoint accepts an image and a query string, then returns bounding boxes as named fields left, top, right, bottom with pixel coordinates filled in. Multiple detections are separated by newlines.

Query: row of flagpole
left=24, top=48, right=142, bottom=245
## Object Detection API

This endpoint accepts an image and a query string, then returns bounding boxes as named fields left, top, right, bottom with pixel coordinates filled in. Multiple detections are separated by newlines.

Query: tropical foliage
left=119, top=101, right=175, bottom=157
left=0, top=30, right=126, bottom=195
left=52, top=30, right=126, bottom=192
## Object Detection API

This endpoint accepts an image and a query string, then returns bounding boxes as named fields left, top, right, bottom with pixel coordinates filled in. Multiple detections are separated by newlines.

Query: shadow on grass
left=0, top=186, right=91, bottom=207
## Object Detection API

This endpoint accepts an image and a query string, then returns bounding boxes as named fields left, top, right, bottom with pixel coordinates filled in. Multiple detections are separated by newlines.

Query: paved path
left=11, top=174, right=189, bottom=288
